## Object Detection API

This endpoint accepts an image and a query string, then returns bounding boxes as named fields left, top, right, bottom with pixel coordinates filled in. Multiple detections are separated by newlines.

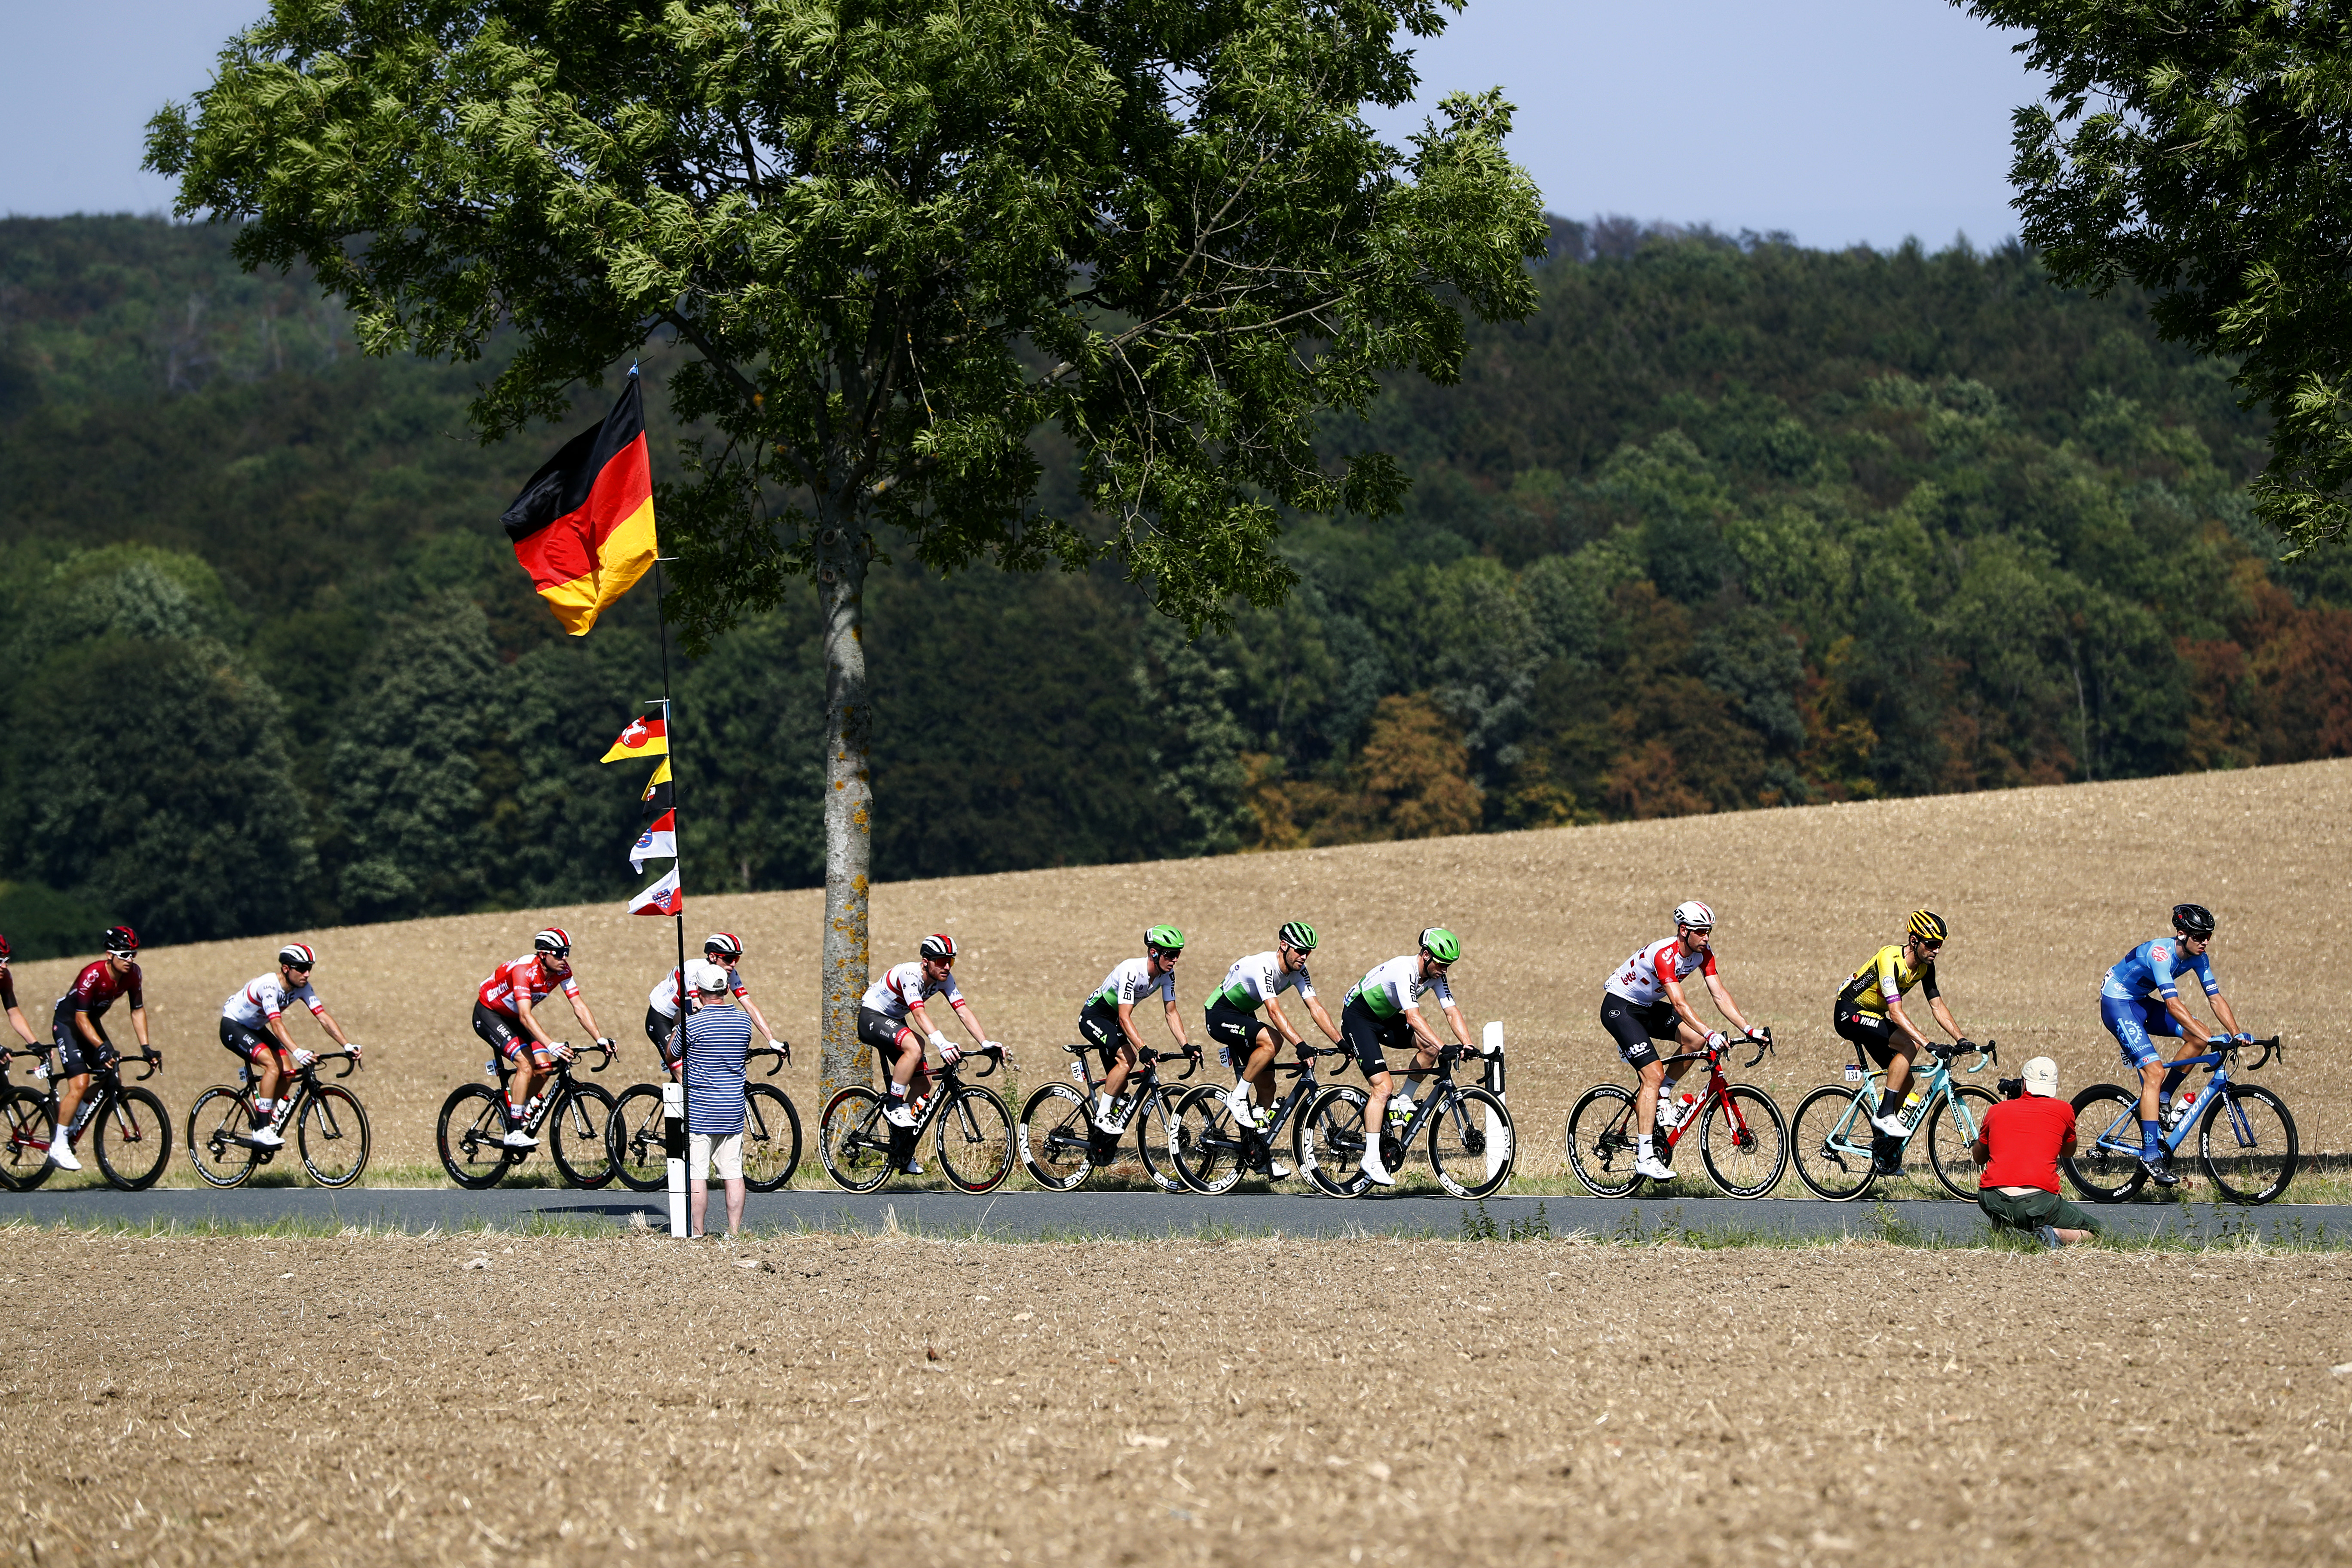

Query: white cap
left=687, top=959, right=730, bottom=995
left=2021, top=1056, right=2059, bottom=1098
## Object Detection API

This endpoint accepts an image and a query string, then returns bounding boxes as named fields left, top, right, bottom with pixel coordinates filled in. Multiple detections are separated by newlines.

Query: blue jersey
left=2101, top=937, right=2220, bottom=1004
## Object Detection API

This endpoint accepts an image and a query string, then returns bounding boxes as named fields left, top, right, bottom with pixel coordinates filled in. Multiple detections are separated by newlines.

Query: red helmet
left=919, top=933, right=958, bottom=963
left=0, top=932, right=10, bottom=961
left=103, top=925, right=140, bottom=956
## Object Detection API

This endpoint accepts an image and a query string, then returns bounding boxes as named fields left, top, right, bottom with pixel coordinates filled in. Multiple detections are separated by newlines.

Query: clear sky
left=1, top=0, right=2043, bottom=252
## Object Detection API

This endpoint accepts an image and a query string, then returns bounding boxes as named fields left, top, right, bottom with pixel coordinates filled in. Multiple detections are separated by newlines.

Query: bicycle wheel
left=438, top=1083, right=517, bottom=1189
left=1300, top=1085, right=1371, bottom=1197
left=1925, top=1084, right=1996, bottom=1200
left=607, top=1084, right=668, bottom=1192
left=1017, top=1083, right=1096, bottom=1191
left=1788, top=1084, right=1876, bottom=1201
left=1563, top=1084, right=1642, bottom=1198
left=93, top=1087, right=172, bottom=1190
left=547, top=1083, right=616, bottom=1188
left=1131, top=1089, right=1188, bottom=1192
left=186, top=1085, right=263, bottom=1190
left=1172, top=1086, right=1244, bottom=1195
left=1428, top=1086, right=1515, bottom=1200
left=296, top=1085, right=371, bottom=1188
left=818, top=1086, right=895, bottom=1193
left=2200, top=1085, right=2297, bottom=1204
left=2060, top=1085, right=2147, bottom=1203
left=932, top=1085, right=1012, bottom=1194
left=0, top=1087, right=55, bottom=1191
left=1698, top=1085, right=1786, bottom=1199
left=743, top=1083, right=805, bottom=1192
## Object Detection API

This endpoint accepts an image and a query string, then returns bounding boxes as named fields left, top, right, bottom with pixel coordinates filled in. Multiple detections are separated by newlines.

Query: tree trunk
left=816, top=521, right=873, bottom=1102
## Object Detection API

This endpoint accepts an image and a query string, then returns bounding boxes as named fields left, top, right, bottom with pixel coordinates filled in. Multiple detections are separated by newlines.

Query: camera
left=1997, top=1075, right=2024, bottom=1100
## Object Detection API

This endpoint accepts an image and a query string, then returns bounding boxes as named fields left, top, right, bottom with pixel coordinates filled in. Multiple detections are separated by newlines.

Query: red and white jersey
left=222, top=972, right=325, bottom=1030
left=478, top=954, right=580, bottom=1019
left=1604, top=937, right=1716, bottom=1008
left=860, top=962, right=963, bottom=1022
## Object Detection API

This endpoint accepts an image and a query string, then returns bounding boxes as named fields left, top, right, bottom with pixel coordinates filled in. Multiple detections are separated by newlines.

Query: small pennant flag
left=499, top=374, right=659, bottom=636
left=640, top=759, right=674, bottom=819
left=630, top=809, right=677, bottom=873
left=600, top=715, right=668, bottom=764
left=627, top=864, right=683, bottom=916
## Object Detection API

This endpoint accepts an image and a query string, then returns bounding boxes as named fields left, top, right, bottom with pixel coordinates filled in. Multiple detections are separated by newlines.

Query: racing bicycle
left=1789, top=1039, right=2000, bottom=1201
left=436, top=1038, right=617, bottom=1189
left=819, top=1044, right=1014, bottom=1193
left=609, top=1044, right=802, bottom=1193
left=0, top=1043, right=173, bottom=1191
left=1565, top=1029, right=1787, bottom=1199
left=1297, top=1038, right=1516, bottom=1199
left=2063, top=1035, right=2295, bottom=1205
left=1168, top=1043, right=1355, bottom=1194
left=1018, top=1043, right=1197, bottom=1191
left=187, top=1049, right=371, bottom=1188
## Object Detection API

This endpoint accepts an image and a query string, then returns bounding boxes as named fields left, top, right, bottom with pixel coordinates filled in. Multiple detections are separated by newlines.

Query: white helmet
left=1672, top=900, right=1715, bottom=931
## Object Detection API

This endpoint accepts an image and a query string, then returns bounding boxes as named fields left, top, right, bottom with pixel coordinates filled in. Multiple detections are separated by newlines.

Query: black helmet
left=103, top=925, right=139, bottom=956
left=2171, top=903, right=2215, bottom=939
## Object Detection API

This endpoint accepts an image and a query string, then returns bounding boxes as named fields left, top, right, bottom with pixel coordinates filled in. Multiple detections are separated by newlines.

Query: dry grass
left=8, top=758, right=2346, bottom=1188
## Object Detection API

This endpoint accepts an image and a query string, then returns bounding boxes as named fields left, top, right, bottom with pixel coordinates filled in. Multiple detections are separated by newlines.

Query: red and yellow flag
left=600, top=716, right=668, bottom=763
left=500, top=375, right=658, bottom=635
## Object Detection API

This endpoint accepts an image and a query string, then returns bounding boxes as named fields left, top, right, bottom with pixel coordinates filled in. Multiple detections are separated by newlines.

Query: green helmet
left=1419, top=926, right=1461, bottom=964
left=1145, top=925, right=1185, bottom=954
left=1277, top=920, right=1317, bottom=953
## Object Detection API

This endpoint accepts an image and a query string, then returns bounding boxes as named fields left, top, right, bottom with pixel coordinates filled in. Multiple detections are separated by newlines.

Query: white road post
left=1482, top=1021, right=1508, bottom=1183
left=663, top=1079, right=687, bottom=1236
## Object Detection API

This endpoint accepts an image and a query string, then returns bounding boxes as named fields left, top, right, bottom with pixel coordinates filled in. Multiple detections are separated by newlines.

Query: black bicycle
left=1299, top=1039, right=1515, bottom=1198
left=436, top=1039, right=617, bottom=1189
left=818, top=1044, right=1015, bottom=1193
left=0, top=1043, right=172, bottom=1191
left=1169, top=1044, right=1354, bottom=1194
left=187, top=1049, right=371, bottom=1188
left=609, top=1044, right=803, bottom=1193
left=1017, top=1043, right=1197, bottom=1191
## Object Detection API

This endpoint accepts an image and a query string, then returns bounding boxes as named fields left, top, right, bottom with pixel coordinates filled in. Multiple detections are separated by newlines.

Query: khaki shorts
left=690, top=1131, right=743, bottom=1182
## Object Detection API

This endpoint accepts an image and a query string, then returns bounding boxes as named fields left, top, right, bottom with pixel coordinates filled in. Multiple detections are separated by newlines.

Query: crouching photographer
left=1968, top=1055, right=2103, bottom=1249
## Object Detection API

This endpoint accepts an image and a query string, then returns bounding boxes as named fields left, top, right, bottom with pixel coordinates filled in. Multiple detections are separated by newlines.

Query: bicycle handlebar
left=1740, top=1027, right=1773, bottom=1069
left=133, top=1050, right=160, bottom=1082
left=328, top=1049, right=359, bottom=1078
left=754, top=1044, right=787, bottom=1078
left=2239, top=1035, right=2285, bottom=1071
left=966, top=1044, right=1004, bottom=1079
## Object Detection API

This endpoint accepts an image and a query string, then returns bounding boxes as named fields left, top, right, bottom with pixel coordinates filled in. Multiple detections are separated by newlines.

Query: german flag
left=500, top=374, right=658, bottom=635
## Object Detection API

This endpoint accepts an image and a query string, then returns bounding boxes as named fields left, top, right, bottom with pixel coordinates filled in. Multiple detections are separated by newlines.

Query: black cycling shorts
left=1077, top=1001, right=1128, bottom=1059
left=51, top=1010, right=113, bottom=1077
left=1600, top=994, right=1678, bottom=1070
left=645, top=1005, right=682, bottom=1064
left=1341, top=997, right=1413, bottom=1078
left=1205, top=1001, right=1272, bottom=1057
left=858, top=1006, right=916, bottom=1062
left=1833, top=1001, right=1900, bottom=1069
left=471, top=1001, right=539, bottom=1066
left=219, top=1017, right=278, bottom=1063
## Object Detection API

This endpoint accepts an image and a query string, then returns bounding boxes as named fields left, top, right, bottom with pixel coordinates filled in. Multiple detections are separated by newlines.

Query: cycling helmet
left=2171, top=903, right=2215, bottom=939
left=1418, top=927, right=1461, bottom=964
left=919, top=933, right=958, bottom=963
left=1907, top=910, right=1948, bottom=945
left=1144, top=925, right=1185, bottom=954
left=1277, top=920, right=1318, bottom=953
left=1672, top=900, right=1715, bottom=932
left=534, top=927, right=572, bottom=956
left=0, top=933, right=10, bottom=961
left=704, top=932, right=744, bottom=960
left=278, top=943, right=317, bottom=970
left=102, top=925, right=139, bottom=956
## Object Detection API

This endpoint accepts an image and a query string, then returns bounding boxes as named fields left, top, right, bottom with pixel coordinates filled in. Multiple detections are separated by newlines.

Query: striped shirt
left=682, top=1000, right=752, bottom=1136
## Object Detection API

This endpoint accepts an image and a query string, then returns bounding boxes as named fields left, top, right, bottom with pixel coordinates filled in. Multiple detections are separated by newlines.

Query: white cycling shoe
left=250, top=1125, right=285, bottom=1148
left=501, top=1128, right=538, bottom=1150
left=1634, top=1154, right=1676, bottom=1181
left=1358, top=1150, right=1396, bottom=1187
left=882, top=1102, right=920, bottom=1130
left=48, top=1138, right=81, bottom=1173
left=1868, top=1110, right=1910, bottom=1139
left=1266, top=1160, right=1292, bottom=1179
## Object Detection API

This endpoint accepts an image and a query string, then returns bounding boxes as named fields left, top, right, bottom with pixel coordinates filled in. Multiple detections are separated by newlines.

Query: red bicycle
left=1564, top=1030, right=1788, bottom=1197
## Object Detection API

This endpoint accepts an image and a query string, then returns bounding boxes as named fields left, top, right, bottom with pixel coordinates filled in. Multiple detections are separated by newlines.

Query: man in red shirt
left=1969, top=1055, right=2102, bottom=1247
left=48, top=927, right=157, bottom=1173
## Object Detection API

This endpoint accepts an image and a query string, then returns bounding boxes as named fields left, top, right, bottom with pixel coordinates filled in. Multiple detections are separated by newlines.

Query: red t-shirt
left=1976, top=1095, right=2076, bottom=1193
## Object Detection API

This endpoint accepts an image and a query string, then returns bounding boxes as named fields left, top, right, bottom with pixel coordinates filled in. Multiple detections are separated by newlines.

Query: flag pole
left=643, top=369, right=691, bottom=1239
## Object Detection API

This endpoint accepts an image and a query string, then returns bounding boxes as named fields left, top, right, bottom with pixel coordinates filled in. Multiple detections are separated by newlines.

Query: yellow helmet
left=1908, top=910, right=1948, bottom=945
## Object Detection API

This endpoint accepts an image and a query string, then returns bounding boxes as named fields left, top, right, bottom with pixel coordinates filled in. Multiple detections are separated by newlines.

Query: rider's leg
left=1874, top=1038, right=1920, bottom=1128
left=2135, top=1060, right=2168, bottom=1134
left=1099, top=1040, right=1137, bottom=1103
left=1233, top=1028, right=1280, bottom=1119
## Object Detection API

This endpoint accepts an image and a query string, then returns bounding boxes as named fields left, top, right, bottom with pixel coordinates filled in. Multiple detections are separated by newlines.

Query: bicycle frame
left=2083, top=1039, right=2278, bottom=1160
left=1825, top=1042, right=1996, bottom=1158
left=1648, top=1037, right=1767, bottom=1158
left=17, top=1046, right=156, bottom=1147
left=237, top=1051, right=362, bottom=1144
left=900, top=1046, right=1005, bottom=1145
left=1378, top=1043, right=1483, bottom=1156
left=490, top=1041, right=612, bottom=1135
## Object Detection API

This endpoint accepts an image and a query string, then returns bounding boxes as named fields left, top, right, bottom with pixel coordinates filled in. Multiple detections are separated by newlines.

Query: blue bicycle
left=2061, top=1035, right=2295, bottom=1205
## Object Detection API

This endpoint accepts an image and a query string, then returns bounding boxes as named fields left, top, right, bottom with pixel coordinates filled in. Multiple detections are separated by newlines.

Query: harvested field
left=8, top=758, right=2347, bottom=1184
left=6, top=1229, right=2349, bottom=1567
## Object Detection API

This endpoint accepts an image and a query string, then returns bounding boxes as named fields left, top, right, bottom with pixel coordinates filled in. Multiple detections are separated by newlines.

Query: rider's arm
left=74, top=1007, right=106, bottom=1049
left=1262, top=995, right=1306, bottom=1048
left=736, top=992, right=779, bottom=1043
left=512, top=992, right=555, bottom=1047
left=1883, top=994, right=1932, bottom=1051
left=1439, top=1001, right=1474, bottom=1051
left=267, top=1010, right=301, bottom=1056
left=1299, top=992, right=1342, bottom=1045
left=1162, top=992, right=1191, bottom=1050
left=1660, top=974, right=1709, bottom=1038
left=1926, top=995, right=1963, bottom=1042
left=568, top=991, right=603, bottom=1042
left=6, top=1005, right=34, bottom=1047
left=312, top=1006, right=354, bottom=1050
left=2160, top=993, right=2214, bottom=1042
left=1702, top=974, right=1755, bottom=1038
left=1115, top=999, right=1148, bottom=1053
left=947, top=995, right=989, bottom=1047
left=2207, top=992, right=2245, bottom=1040
left=129, top=1004, right=150, bottom=1050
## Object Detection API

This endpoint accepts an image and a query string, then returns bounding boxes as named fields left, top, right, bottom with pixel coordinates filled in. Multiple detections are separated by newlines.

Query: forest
left=0, top=214, right=2346, bottom=956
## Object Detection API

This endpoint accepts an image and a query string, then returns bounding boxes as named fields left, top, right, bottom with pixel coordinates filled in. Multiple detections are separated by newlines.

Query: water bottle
left=1387, top=1093, right=1414, bottom=1129
left=1899, top=1084, right=1927, bottom=1127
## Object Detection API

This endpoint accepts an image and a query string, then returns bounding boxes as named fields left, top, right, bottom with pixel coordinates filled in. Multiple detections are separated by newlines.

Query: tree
left=149, top=0, right=1545, bottom=1093
left=1963, top=0, right=2352, bottom=556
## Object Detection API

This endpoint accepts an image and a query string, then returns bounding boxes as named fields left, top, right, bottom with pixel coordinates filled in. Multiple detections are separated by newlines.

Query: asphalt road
left=0, top=1183, right=2340, bottom=1242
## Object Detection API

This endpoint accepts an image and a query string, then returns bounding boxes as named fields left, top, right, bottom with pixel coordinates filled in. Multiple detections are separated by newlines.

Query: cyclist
left=1343, top=928, right=1474, bottom=1188
left=1600, top=900, right=1766, bottom=1182
left=0, top=933, right=36, bottom=1053
left=47, top=926, right=156, bottom=1173
left=1207, top=922, right=1341, bottom=1173
left=473, top=928, right=612, bottom=1150
left=646, top=932, right=783, bottom=1071
left=1835, top=910, right=1977, bottom=1169
left=2099, top=903, right=2252, bottom=1185
left=858, top=933, right=1001, bottom=1130
left=218, top=943, right=359, bottom=1148
left=1079, top=927, right=1195, bottom=1133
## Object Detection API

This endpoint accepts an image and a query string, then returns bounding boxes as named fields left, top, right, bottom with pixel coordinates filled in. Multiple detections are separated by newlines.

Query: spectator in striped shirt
left=681, top=961, right=752, bottom=1238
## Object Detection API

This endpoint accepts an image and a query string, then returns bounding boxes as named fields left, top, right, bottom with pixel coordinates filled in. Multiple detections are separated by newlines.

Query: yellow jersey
left=1837, top=944, right=1939, bottom=1018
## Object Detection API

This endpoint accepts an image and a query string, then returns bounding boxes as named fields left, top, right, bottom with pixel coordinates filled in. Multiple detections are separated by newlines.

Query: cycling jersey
left=648, top=964, right=747, bottom=1020
left=1345, top=955, right=1453, bottom=1020
left=55, top=959, right=142, bottom=1024
left=2101, top=938, right=2220, bottom=1005
left=222, top=972, right=326, bottom=1031
left=1837, top=945, right=1939, bottom=1018
left=1210, top=952, right=1314, bottom=1014
left=1087, top=958, right=1175, bottom=1011
left=860, top=962, right=963, bottom=1021
left=477, top=954, right=580, bottom=1019
left=1604, top=937, right=1714, bottom=1008
left=0, top=965, right=15, bottom=1012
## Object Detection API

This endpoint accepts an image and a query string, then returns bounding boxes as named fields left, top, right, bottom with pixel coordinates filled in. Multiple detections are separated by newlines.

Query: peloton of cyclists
left=859, top=933, right=1002, bottom=1131
left=2100, top=902, right=2254, bottom=1185
left=1206, top=922, right=1342, bottom=1178
left=0, top=933, right=34, bottom=1053
left=1080, top=927, right=1197, bottom=1133
left=47, top=926, right=157, bottom=1172
left=1600, top=901, right=1767, bottom=1183
left=472, top=928, right=612, bottom=1149
left=218, top=943, right=360, bottom=1147
left=1834, top=910, right=1978, bottom=1172
left=646, top=932, right=784, bottom=1072
left=1344, top=928, right=1474, bottom=1188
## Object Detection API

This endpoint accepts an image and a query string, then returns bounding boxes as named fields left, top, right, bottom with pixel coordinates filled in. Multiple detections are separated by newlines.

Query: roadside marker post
left=1482, top=1021, right=1507, bottom=1182
left=663, top=1080, right=687, bottom=1236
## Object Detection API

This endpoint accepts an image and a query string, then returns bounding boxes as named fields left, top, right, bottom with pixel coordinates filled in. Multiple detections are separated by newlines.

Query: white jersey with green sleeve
left=1210, top=951, right=1314, bottom=1014
left=1345, top=955, right=1454, bottom=1019
left=1086, top=957, right=1176, bottom=1011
